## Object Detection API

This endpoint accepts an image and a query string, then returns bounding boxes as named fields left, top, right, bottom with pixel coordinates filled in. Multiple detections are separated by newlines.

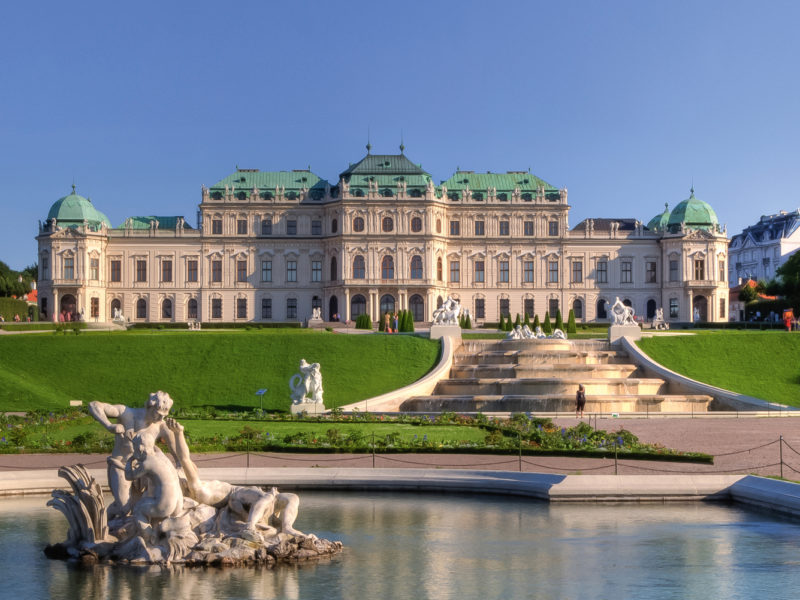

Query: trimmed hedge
left=0, top=297, right=31, bottom=322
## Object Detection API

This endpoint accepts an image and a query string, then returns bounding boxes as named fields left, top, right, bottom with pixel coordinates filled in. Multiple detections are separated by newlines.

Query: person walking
left=575, top=384, right=586, bottom=418
left=393, top=312, right=399, bottom=333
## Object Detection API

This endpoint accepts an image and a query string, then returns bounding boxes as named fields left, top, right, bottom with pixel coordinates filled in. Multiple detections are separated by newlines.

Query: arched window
left=331, top=218, right=338, bottom=234
left=410, top=256, right=423, bottom=279
left=351, top=294, right=367, bottom=318
left=353, top=217, right=365, bottom=232
left=623, top=298, right=633, bottom=307
left=330, top=256, right=338, bottom=281
left=437, top=257, right=443, bottom=281
left=136, top=298, right=147, bottom=319
left=162, top=299, right=173, bottom=320
left=573, top=298, right=583, bottom=319
left=597, top=299, right=607, bottom=319
left=353, top=255, right=365, bottom=279
left=187, top=298, right=198, bottom=320
left=411, top=217, right=422, bottom=233
left=646, top=299, right=657, bottom=319
left=382, top=217, right=394, bottom=232
left=380, top=294, right=395, bottom=315
left=381, top=256, right=394, bottom=279
left=110, top=298, right=121, bottom=318
left=409, top=294, right=424, bottom=321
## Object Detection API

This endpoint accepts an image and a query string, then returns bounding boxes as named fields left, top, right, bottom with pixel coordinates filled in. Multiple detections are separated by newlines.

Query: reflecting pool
left=3, top=492, right=800, bottom=600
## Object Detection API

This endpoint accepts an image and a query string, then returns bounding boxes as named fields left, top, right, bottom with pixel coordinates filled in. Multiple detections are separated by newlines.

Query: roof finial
left=690, top=177, right=694, bottom=196
left=71, top=183, right=76, bottom=194
left=400, top=129, right=405, bottom=154
left=366, top=126, right=371, bottom=154
left=665, top=202, right=669, bottom=211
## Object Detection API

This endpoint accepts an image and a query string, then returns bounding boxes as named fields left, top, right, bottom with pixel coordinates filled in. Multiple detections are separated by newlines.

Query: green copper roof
left=439, top=170, right=559, bottom=201
left=116, top=216, right=193, bottom=230
left=667, top=190, right=719, bottom=232
left=209, top=169, right=329, bottom=200
left=339, top=153, right=433, bottom=196
left=646, top=203, right=671, bottom=232
left=340, top=153, right=430, bottom=177
left=46, top=186, right=111, bottom=229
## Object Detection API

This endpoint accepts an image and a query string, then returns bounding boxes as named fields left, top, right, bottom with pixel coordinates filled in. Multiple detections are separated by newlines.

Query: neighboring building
left=728, top=209, right=800, bottom=283
left=36, top=149, right=730, bottom=325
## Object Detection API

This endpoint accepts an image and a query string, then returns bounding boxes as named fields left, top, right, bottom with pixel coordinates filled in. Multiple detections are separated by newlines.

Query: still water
left=2, top=492, right=800, bottom=600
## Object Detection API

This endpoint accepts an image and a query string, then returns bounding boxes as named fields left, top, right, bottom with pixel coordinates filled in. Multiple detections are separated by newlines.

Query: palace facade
left=36, top=149, right=730, bottom=325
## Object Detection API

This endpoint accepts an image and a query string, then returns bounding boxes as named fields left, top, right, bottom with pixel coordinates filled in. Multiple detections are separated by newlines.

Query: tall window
left=621, top=261, right=633, bottom=283
left=187, top=259, right=198, bottom=282
left=475, top=261, right=485, bottom=283
left=499, top=221, right=509, bottom=236
left=286, top=298, right=297, bottom=319
left=62, top=256, right=74, bottom=280
left=646, top=261, right=657, bottom=283
left=331, top=219, right=338, bottom=233
left=287, top=260, right=297, bottom=282
left=380, top=294, right=396, bottom=315
left=261, top=218, right=272, bottom=235
left=475, top=221, right=485, bottom=236
left=548, top=261, right=558, bottom=283
left=237, top=219, right=247, bottom=235
left=499, top=260, right=509, bottom=283
left=548, top=221, right=559, bottom=236
left=91, top=297, right=99, bottom=318
left=597, top=261, right=608, bottom=284
left=162, top=299, right=172, bottom=319
left=524, top=298, right=534, bottom=318
left=330, top=256, right=337, bottom=280
left=450, top=261, right=460, bottom=283
left=353, top=217, right=365, bottom=232
left=312, top=220, right=322, bottom=235
left=236, top=298, right=247, bottom=319
left=409, top=295, right=424, bottom=321
left=382, top=217, right=394, bottom=232
left=136, top=298, right=147, bottom=319
left=499, top=298, right=510, bottom=317
left=437, top=257, right=443, bottom=281
left=161, top=260, right=172, bottom=283
left=261, top=260, right=272, bottom=282
left=549, top=298, right=559, bottom=316
left=41, top=255, right=49, bottom=279
left=110, top=260, right=121, bottom=282
left=669, top=259, right=679, bottom=282
left=312, top=260, right=322, bottom=282
left=411, top=217, right=422, bottom=232
left=524, top=261, right=534, bottom=283
left=90, top=258, right=99, bottom=281
left=475, top=298, right=485, bottom=319
left=382, top=256, right=394, bottom=279
left=351, top=295, right=366, bottom=318
left=211, top=298, right=222, bottom=319
left=135, top=259, right=147, bottom=282
left=523, top=221, right=533, bottom=236
left=450, top=220, right=460, bottom=236
left=211, top=260, right=222, bottom=283
left=187, top=298, right=198, bottom=319
left=261, top=298, right=272, bottom=319
left=720, top=297, right=726, bottom=318
left=573, top=298, right=583, bottom=319
left=719, top=260, right=726, bottom=282
left=212, top=219, right=222, bottom=234
left=597, top=299, right=607, bottom=319
left=669, top=298, right=679, bottom=319
left=237, top=260, right=247, bottom=282
left=353, top=256, right=365, bottom=279
left=286, top=220, right=297, bottom=235
left=411, top=256, right=423, bottom=279
left=694, top=259, right=705, bottom=280
left=572, top=261, right=583, bottom=283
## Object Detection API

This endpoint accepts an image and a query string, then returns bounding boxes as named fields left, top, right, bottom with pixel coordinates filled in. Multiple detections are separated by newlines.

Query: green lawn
left=637, top=331, right=800, bottom=406
left=0, top=330, right=440, bottom=412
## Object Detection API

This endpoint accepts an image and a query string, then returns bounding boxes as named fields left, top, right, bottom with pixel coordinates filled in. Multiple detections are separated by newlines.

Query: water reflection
left=3, top=493, right=800, bottom=599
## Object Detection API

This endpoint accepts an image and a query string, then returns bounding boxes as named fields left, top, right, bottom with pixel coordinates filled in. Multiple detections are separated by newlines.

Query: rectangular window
left=187, top=299, right=198, bottom=319
left=287, top=220, right=297, bottom=235
left=90, top=258, right=99, bottom=281
left=312, top=260, right=322, bottom=282
left=287, top=260, right=297, bottom=282
left=719, top=260, right=725, bottom=282
left=211, top=298, right=222, bottom=319
left=646, top=261, right=657, bottom=283
left=524, top=298, right=534, bottom=318
left=499, top=260, right=509, bottom=283
left=548, top=221, right=559, bottom=236
left=212, top=219, right=222, bottom=235
left=720, top=297, right=726, bottom=318
left=572, top=261, right=583, bottom=283
left=669, top=260, right=679, bottom=282
left=475, top=298, right=485, bottom=319
left=523, top=221, right=533, bottom=236
left=621, top=261, right=633, bottom=284
left=474, top=221, right=485, bottom=236
left=524, top=261, right=534, bottom=283
left=261, top=298, right=272, bottom=319
left=694, top=259, right=705, bottom=280
left=261, top=218, right=272, bottom=235
left=596, top=261, right=608, bottom=284
left=236, top=298, right=247, bottom=319
left=549, top=299, right=559, bottom=316
left=669, top=298, right=679, bottom=319
left=161, top=260, right=172, bottom=283
left=187, top=259, right=198, bottom=282
left=548, top=260, right=558, bottom=283
left=286, top=298, right=297, bottom=319
left=135, top=260, right=146, bottom=282
left=311, top=220, right=322, bottom=235
left=499, top=298, right=510, bottom=317
left=211, top=260, right=222, bottom=283
left=237, top=260, right=247, bottom=282
left=110, top=260, right=121, bottom=282
left=499, top=221, right=510, bottom=236
left=91, top=297, right=99, bottom=318
left=450, top=261, right=460, bottom=283
left=450, top=221, right=460, bottom=236
left=475, top=261, right=485, bottom=283
left=237, top=219, right=247, bottom=235
left=42, top=256, right=49, bottom=278
left=261, top=260, right=272, bottom=282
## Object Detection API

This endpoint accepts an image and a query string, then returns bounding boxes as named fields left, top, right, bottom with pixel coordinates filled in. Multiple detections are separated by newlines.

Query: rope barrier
left=248, top=452, right=369, bottom=463
left=377, top=455, right=518, bottom=468
left=781, top=439, right=800, bottom=457
left=712, top=439, right=780, bottom=457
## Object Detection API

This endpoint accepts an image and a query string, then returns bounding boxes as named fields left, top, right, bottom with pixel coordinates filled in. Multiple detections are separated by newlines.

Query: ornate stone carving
left=609, top=297, right=636, bottom=325
left=289, top=359, right=324, bottom=406
left=432, top=296, right=461, bottom=325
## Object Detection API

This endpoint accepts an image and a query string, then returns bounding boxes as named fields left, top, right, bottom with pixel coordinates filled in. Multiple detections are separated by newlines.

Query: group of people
left=383, top=311, right=399, bottom=333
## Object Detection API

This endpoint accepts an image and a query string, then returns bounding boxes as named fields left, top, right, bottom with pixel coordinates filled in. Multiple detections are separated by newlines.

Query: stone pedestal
left=608, top=324, right=642, bottom=345
left=307, top=318, right=325, bottom=329
left=429, top=324, right=461, bottom=342
left=290, top=401, right=326, bottom=416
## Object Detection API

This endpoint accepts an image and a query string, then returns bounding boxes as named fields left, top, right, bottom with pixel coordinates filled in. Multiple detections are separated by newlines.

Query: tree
left=543, top=312, right=552, bottom=334
left=777, top=251, right=800, bottom=309
left=464, top=313, right=471, bottom=329
left=567, top=309, right=577, bottom=334
left=523, top=312, right=531, bottom=327
left=555, top=309, right=564, bottom=331
left=514, top=313, right=521, bottom=328
left=498, top=313, right=505, bottom=331
left=533, top=314, right=540, bottom=330
left=738, top=283, right=759, bottom=303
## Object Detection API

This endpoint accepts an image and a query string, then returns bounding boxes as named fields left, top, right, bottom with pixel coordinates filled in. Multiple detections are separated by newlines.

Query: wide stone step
left=435, top=377, right=666, bottom=396
left=460, top=339, right=612, bottom=354
left=450, top=364, right=639, bottom=379
left=454, top=349, right=629, bottom=366
left=401, top=394, right=713, bottom=413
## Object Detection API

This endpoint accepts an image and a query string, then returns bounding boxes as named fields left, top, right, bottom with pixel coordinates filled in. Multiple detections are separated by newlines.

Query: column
left=344, top=289, right=350, bottom=322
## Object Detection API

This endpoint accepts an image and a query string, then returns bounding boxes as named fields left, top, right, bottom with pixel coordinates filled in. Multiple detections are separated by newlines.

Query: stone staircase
left=401, top=338, right=713, bottom=413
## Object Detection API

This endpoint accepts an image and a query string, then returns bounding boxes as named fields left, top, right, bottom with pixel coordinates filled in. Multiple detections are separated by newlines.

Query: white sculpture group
left=45, top=391, right=341, bottom=566
left=432, top=296, right=462, bottom=325
left=289, top=359, right=324, bottom=406
left=505, top=324, right=567, bottom=340
left=609, top=297, right=636, bottom=325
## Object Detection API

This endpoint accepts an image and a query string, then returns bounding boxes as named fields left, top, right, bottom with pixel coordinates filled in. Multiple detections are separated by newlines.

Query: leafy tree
left=738, top=283, right=759, bottom=303
left=567, top=309, right=577, bottom=334
left=543, top=312, right=552, bottom=334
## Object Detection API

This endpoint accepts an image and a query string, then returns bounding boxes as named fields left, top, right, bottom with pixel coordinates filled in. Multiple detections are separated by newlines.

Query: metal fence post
left=518, top=433, right=522, bottom=472
left=614, top=442, right=618, bottom=475
left=372, top=433, right=375, bottom=468
left=780, top=435, right=784, bottom=479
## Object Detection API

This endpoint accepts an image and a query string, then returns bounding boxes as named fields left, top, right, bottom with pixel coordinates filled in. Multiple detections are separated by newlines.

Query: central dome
left=666, top=189, right=718, bottom=232
left=46, top=186, right=111, bottom=229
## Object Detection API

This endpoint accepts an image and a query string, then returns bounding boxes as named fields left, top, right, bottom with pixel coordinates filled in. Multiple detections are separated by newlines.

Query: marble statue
left=289, top=359, right=324, bottom=405
left=311, top=307, right=321, bottom=320
left=652, top=307, right=669, bottom=330
left=534, top=326, right=546, bottom=339
left=505, top=324, right=568, bottom=340
left=694, top=307, right=701, bottom=323
left=609, top=297, right=636, bottom=325
left=432, top=296, right=462, bottom=325
left=551, top=329, right=567, bottom=339
left=47, top=393, right=341, bottom=566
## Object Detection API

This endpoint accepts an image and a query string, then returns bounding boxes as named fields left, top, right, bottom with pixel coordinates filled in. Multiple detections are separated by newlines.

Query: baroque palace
left=36, top=147, right=730, bottom=325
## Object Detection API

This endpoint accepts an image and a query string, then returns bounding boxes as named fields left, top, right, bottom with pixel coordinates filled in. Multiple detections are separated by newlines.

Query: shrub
left=498, top=314, right=505, bottom=331
left=464, top=313, right=471, bottom=329
left=405, top=310, right=414, bottom=332
left=555, top=310, right=564, bottom=331
left=567, top=309, right=577, bottom=334
left=543, top=312, right=552, bottom=334
left=355, top=313, right=372, bottom=330
left=533, top=314, right=540, bottom=330
left=514, top=313, right=521, bottom=328
left=523, top=312, right=531, bottom=327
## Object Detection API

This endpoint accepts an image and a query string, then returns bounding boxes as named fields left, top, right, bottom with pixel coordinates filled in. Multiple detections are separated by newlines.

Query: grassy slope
left=0, top=330, right=440, bottom=412
left=637, top=331, right=800, bottom=406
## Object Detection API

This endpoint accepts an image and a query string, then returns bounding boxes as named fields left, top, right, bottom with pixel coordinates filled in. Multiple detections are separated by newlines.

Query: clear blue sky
left=2, top=0, right=798, bottom=270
